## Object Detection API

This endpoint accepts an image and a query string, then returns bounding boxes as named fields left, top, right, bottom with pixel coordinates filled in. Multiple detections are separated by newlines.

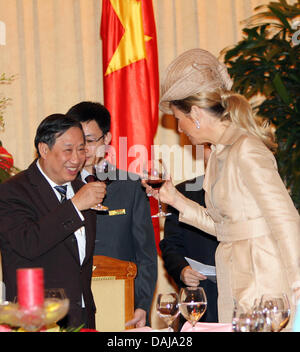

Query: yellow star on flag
left=105, top=0, right=152, bottom=76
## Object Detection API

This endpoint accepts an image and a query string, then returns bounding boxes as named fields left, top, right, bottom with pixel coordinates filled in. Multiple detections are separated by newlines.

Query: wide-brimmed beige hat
left=159, top=48, right=233, bottom=114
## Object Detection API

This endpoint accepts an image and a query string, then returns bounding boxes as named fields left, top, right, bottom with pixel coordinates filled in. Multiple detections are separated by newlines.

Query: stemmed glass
left=95, top=159, right=115, bottom=186
left=232, top=300, right=264, bottom=332
left=90, top=159, right=113, bottom=212
left=44, top=288, right=70, bottom=326
left=259, top=293, right=290, bottom=332
left=156, top=293, right=180, bottom=332
left=179, top=287, right=207, bottom=330
left=6, top=288, right=70, bottom=331
left=143, top=158, right=171, bottom=218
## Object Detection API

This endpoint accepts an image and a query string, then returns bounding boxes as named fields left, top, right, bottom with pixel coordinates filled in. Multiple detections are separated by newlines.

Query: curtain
left=0, top=0, right=102, bottom=168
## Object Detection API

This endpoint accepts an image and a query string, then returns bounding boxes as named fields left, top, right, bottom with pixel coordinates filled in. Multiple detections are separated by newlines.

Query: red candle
left=17, top=268, right=44, bottom=310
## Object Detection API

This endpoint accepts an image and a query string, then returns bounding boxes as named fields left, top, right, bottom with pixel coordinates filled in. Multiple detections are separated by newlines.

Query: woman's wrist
left=171, top=189, right=189, bottom=213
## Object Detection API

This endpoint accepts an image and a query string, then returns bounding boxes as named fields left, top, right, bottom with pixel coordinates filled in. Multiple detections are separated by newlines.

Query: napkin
left=180, top=322, right=232, bottom=332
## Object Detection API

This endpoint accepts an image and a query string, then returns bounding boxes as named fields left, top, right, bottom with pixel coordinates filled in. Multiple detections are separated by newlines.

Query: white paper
left=185, top=257, right=217, bottom=283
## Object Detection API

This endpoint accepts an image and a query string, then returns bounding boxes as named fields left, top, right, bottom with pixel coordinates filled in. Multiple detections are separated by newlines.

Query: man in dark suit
left=67, top=102, right=157, bottom=328
left=0, top=114, right=106, bottom=329
left=160, top=176, right=219, bottom=324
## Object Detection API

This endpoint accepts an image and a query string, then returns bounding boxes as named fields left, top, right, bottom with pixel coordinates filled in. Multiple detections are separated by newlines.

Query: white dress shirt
left=80, top=168, right=90, bottom=183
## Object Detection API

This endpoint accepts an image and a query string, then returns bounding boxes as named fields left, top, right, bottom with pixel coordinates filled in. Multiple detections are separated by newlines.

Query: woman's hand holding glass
left=142, top=159, right=171, bottom=217
left=142, top=174, right=182, bottom=211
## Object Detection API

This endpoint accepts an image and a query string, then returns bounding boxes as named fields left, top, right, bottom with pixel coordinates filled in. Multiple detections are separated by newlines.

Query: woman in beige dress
left=152, top=49, right=300, bottom=325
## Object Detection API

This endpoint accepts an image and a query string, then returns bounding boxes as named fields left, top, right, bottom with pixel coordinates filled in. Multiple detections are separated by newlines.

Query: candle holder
left=0, top=268, right=70, bottom=331
left=0, top=298, right=69, bottom=331
left=0, top=295, right=69, bottom=331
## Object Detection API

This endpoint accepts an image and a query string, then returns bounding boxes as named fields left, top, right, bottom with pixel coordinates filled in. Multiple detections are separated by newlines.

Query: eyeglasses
left=85, top=134, right=105, bottom=145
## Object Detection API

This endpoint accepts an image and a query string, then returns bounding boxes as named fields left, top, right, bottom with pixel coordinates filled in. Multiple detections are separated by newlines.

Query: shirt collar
left=36, top=159, right=70, bottom=189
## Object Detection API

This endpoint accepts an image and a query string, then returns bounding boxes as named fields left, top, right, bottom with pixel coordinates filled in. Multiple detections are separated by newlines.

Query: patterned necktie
left=54, top=185, right=68, bottom=203
left=85, top=175, right=97, bottom=183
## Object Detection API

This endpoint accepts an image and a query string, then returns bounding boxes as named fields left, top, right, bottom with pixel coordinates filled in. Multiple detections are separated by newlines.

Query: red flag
left=0, top=145, right=13, bottom=171
left=101, top=0, right=160, bottom=250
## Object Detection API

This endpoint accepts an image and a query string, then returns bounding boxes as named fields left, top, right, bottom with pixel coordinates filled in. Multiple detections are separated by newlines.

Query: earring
left=195, top=120, right=200, bottom=129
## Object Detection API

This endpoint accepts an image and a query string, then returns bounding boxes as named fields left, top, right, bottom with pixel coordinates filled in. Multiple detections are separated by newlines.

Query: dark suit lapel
left=28, top=160, right=59, bottom=211
left=28, top=161, right=81, bottom=264
left=27, top=160, right=62, bottom=213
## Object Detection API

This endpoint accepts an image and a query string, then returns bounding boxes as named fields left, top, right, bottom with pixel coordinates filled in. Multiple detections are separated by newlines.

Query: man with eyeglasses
left=66, top=102, right=157, bottom=328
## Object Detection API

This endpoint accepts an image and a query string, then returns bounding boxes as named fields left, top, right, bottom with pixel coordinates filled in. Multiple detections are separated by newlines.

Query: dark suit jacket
left=93, top=169, right=157, bottom=319
left=160, top=176, right=219, bottom=323
left=0, top=161, right=96, bottom=328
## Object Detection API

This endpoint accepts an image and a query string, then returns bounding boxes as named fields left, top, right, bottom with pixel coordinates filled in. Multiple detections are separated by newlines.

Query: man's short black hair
left=66, top=101, right=111, bottom=135
left=34, top=113, right=84, bottom=157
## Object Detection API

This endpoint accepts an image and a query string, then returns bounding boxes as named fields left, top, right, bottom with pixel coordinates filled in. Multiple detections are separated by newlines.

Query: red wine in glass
left=143, top=159, right=171, bottom=218
left=146, top=178, right=166, bottom=189
left=90, top=160, right=115, bottom=212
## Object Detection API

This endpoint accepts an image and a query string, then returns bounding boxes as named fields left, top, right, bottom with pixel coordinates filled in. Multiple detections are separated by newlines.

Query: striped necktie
left=54, top=185, right=68, bottom=203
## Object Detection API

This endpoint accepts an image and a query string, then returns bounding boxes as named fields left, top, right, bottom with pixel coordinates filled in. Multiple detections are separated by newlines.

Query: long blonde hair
left=171, top=89, right=277, bottom=152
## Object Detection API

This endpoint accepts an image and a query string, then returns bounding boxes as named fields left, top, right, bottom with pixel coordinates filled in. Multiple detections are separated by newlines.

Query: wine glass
left=156, top=293, right=180, bottom=332
left=95, top=159, right=115, bottom=186
left=89, top=159, right=113, bottom=212
left=232, top=300, right=263, bottom=332
left=179, top=287, right=207, bottom=330
left=259, top=293, right=290, bottom=332
left=7, top=288, right=69, bottom=331
left=143, top=158, right=171, bottom=218
left=44, top=288, right=70, bottom=326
